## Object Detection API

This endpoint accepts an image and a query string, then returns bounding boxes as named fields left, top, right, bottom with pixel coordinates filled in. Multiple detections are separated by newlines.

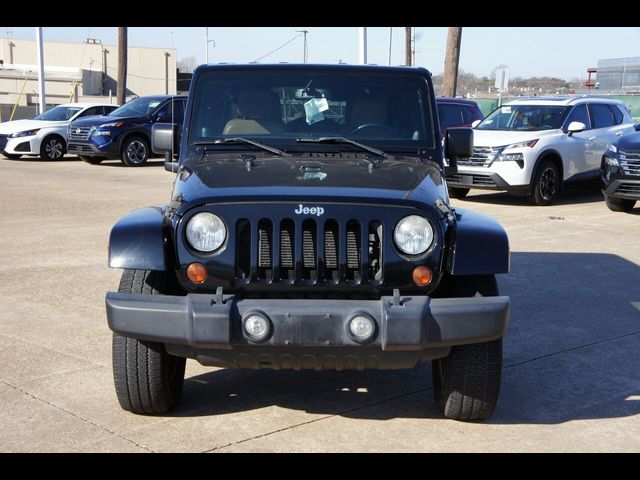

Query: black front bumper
left=106, top=291, right=510, bottom=370
left=446, top=172, right=529, bottom=194
left=602, top=177, right=640, bottom=200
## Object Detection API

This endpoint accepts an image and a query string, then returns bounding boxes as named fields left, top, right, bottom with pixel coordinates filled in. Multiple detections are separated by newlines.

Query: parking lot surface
left=0, top=156, right=639, bottom=452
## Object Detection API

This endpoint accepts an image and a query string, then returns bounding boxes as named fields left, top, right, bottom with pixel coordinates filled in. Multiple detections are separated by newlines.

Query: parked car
left=0, top=103, right=118, bottom=161
left=67, top=95, right=187, bottom=166
left=601, top=128, right=640, bottom=212
left=445, top=97, right=636, bottom=205
left=436, top=97, right=483, bottom=137
left=105, top=64, right=511, bottom=421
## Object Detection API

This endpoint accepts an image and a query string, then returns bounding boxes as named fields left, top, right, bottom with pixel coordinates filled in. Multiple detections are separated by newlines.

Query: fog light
left=347, top=314, right=376, bottom=343
left=243, top=313, right=271, bottom=342
left=412, top=265, right=433, bottom=286
left=186, top=262, right=208, bottom=283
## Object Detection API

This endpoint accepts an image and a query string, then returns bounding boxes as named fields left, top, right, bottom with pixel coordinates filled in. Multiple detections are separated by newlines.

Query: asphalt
left=0, top=155, right=639, bottom=452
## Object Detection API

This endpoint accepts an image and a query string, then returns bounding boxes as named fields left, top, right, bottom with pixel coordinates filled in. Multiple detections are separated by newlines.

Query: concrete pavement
left=0, top=156, right=639, bottom=452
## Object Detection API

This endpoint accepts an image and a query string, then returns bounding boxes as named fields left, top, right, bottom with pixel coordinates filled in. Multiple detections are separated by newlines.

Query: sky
left=1, top=27, right=639, bottom=80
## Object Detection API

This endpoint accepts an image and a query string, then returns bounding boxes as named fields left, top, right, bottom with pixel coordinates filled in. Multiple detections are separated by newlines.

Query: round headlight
left=186, top=212, right=226, bottom=252
left=394, top=215, right=433, bottom=255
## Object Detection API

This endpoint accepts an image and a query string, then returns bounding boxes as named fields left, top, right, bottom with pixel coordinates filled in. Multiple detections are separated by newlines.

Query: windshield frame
left=476, top=104, right=569, bottom=132
left=184, top=67, right=438, bottom=158
left=34, top=106, right=83, bottom=121
left=107, top=96, right=167, bottom=118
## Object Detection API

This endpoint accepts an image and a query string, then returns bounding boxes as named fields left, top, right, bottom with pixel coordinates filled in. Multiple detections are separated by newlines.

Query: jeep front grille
left=235, top=217, right=383, bottom=286
left=619, top=149, right=640, bottom=176
left=68, top=126, right=94, bottom=141
left=457, top=146, right=496, bottom=167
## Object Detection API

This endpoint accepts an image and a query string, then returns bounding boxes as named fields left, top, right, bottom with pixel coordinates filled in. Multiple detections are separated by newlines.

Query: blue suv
left=67, top=95, right=187, bottom=166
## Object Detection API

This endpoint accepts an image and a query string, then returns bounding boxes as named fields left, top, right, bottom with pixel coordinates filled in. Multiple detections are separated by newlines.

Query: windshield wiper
left=296, top=137, right=388, bottom=160
left=196, top=138, right=288, bottom=157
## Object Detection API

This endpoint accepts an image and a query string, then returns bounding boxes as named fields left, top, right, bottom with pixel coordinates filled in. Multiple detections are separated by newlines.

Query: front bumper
left=106, top=291, right=510, bottom=369
left=446, top=171, right=530, bottom=194
left=602, top=177, right=640, bottom=200
left=2, top=135, right=39, bottom=155
left=67, top=139, right=118, bottom=157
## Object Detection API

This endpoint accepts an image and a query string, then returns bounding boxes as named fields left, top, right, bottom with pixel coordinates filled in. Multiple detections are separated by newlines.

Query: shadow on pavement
left=460, top=182, right=604, bottom=207
left=169, top=252, right=640, bottom=424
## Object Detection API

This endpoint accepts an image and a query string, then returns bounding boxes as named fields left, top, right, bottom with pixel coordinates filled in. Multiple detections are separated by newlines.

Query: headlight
left=9, top=129, right=40, bottom=138
left=99, top=121, right=124, bottom=128
left=605, top=157, right=619, bottom=167
left=607, top=144, right=618, bottom=154
left=394, top=215, right=433, bottom=255
left=495, top=152, right=524, bottom=162
left=503, top=139, right=539, bottom=150
left=186, top=212, right=226, bottom=252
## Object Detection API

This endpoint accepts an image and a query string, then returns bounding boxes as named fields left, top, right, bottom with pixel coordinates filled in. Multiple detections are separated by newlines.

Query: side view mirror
left=444, top=127, right=473, bottom=176
left=635, top=123, right=640, bottom=131
left=471, top=119, right=481, bottom=128
left=164, top=152, right=179, bottom=173
left=153, top=123, right=180, bottom=173
left=566, top=121, right=586, bottom=136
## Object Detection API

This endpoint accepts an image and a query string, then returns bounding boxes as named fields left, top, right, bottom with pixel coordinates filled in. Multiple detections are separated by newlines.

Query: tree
left=177, top=56, right=198, bottom=73
left=443, top=27, right=462, bottom=97
left=117, top=27, right=128, bottom=105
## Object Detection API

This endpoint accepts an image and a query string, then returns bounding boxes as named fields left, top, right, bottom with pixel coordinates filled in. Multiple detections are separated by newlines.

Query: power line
left=253, top=34, right=302, bottom=62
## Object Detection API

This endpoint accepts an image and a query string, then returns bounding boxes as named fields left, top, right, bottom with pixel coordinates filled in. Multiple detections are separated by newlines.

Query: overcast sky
left=2, top=27, right=639, bottom=80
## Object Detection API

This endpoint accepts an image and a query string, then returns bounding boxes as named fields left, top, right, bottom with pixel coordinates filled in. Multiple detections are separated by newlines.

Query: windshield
left=34, top=106, right=82, bottom=121
left=189, top=69, right=435, bottom=149
left=476, top=104, right=568, bottom=131
left=108, top=97, right=164, bottom=118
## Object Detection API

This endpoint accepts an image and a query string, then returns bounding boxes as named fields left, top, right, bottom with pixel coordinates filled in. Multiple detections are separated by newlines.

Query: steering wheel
left=350, top=123, right=396, bottom=136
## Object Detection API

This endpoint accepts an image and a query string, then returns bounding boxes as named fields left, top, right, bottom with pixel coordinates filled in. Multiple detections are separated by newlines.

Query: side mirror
left=566, top=121, right=586, bottom=136
left=444, top=127, right=473, bottom=176
left=634, top=123, right=640, bottom=131
left=471, top=119, right=481, bottom=128
left=152, top=122, right=180, bottom=154
left=164, top=151, right=179, bottom=173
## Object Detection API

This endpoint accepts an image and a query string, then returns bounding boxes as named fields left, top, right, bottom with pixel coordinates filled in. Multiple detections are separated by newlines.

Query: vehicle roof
left=505, top=96, right=626, bottom=106
left=193, top=63, right=432, bottom=77
left=52, top=102, right=119, bottom=108
left=128, top=95, right=187, bottom=101
left=436, top=97, right=479, bottom=106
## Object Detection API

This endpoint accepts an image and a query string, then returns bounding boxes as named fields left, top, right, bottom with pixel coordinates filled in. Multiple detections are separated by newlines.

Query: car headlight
left=186, top=212, right=226, bottom=252
left=394, top=215, right=433, bottom=255
left=9, top=128, right=40, bottom=138
left=607, top=144, right=618, bottom=154
left=99, top=121, right=124, bottom=128
left=502, top=139, right=539, bottom=150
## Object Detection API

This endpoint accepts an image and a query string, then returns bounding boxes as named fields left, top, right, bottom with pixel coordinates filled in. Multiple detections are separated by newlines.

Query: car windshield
left=189, top=69, right=435, bottom=149
left=476, top=104, right=568, bottom=131
left=34, top=106, right=83, bottom=121
left=108, top=97, right=164, bottom=118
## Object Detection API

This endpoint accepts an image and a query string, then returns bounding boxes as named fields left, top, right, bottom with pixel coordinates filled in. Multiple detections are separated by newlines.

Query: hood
left=616, top=131, right=640, bottom=151
left=472, top=128, right=557, bottom=148
left=69, top=115, right=138, bottom=128
left=0, top=119, right=68, bottom=134
left=172, top=154, right=447, bottom=208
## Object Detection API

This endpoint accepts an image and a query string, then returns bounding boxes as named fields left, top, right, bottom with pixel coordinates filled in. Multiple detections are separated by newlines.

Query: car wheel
left=121, top=135, right=150, bottom=167
left=2, top=152, right=22, bottom=160
left=112, top=269, right=186, bottom=414
left=448, top=187, right=470, bottom=199
left=604, top=195, right=636, bottom=212
left=79, top=155, right=106, bottom=165
left=40, top=135, right=66, bottom=161
left=530, top=159, right=560, bottom=206
left=432, top=274, right=502, bottom=421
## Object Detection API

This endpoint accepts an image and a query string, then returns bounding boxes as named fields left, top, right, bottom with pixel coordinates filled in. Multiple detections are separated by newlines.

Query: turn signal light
left=412, top=266, right=433, bottom=286
left=186, top=262, right=208, bottom=283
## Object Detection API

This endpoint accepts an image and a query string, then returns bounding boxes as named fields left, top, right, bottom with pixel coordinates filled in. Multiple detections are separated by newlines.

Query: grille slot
left=619, top=149, right=640, bottom=176
left=457, top=146, right=496, bottom=167
left=280, top=219, right=295, bottom=280
left=368, top=221, right=383, bottom=282
left=257, top=219, right=272, bottom=280
left=324, top=220, right=339, bottom=282
left=68, top=126, right=94, bottom=141
left=302, top=219, right=317, bottom=281
left=615, top=183, right=640, bottom=197
left=235, top=219, right=251, bottom=280
left=346, top=220, right=361, bottom=282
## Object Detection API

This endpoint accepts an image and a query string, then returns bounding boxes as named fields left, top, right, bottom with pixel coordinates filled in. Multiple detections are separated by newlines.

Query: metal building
left=597, top=57, right=640, bottom=93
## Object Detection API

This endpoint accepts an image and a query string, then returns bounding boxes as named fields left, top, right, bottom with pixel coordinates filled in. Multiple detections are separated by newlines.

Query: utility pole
left=296, top=30, right=309, bottom=63
left=117, top=27, right=127, bottom=106
left=164, top=52, right=170, bottom=95
left=404, top=27, right=412, bottom=66
left=443, top=27, right=463, bottom=97
left=205, top=27, right=209, bottom=63
left=388, top=27, right=393, bottom=66
left=36, top=27, right=46, bottom=114
left=358, top=27, right=367, bottom=65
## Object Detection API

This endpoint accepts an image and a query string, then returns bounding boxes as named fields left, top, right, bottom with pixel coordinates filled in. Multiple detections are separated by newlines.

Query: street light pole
left=36, top=27, right=46, bottom=114
left=205, top=27, right=209, bottom=64
left=296, top=30, right=308, bottom=63
left=359, top=27, right=367, bottom=65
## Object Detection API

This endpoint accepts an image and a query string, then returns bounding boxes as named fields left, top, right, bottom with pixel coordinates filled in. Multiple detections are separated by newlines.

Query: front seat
left=223, top=89, right=285, bottom=135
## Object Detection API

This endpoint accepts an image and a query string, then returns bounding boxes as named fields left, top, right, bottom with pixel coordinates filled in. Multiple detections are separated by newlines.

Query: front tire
left=448, top=187, right=470, bottom=199
left=40, top=135, right=66, bottom=161
left=604, top=195, right=636, bottom=212
left=432, top=274, right=503, bottom=421
left=530, top=159, right=560, bottom=206
left=120, top=135, right=150, bottom=167
left=112, top=269, right=186, bottom=414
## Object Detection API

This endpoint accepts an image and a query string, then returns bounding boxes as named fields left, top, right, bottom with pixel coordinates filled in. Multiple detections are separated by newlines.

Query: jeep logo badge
left=294, top=204, right=324, bottom=216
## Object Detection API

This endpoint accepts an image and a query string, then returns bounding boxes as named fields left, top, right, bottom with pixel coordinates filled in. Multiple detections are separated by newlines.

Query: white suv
left=446, top=97, right=635, bottom=205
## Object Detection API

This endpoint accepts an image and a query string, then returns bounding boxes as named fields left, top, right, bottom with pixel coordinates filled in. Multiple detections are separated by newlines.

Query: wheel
left=120, top=135, right=150, bottom=167
left=112, top=269, right=186, bottom=414
left=2, top=152, right=22, bottom=160
left=350, top=123, right=396, bottom=137
left=79, top=155, right=106, bottom=165
left=448, top=187, right=470, bottom=199
left=530, top=159, right=560, bottom=206
left=605, top=195, right=636, bottom=212
left=40, top=135, right=66, bottom=160
left=432, top=274, right=503, bottom=421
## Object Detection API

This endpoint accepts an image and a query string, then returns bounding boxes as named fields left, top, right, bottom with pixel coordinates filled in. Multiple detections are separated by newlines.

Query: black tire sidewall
left=531, top=159, right=560, bottom=206
left=121, top=135, right=149, bottom=167
left=40, top=135, right=66, bottom=161
left=605, top=195, right=636, bottom=212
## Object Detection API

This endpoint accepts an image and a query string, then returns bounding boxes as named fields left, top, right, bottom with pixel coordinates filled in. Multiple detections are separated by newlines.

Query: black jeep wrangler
left=106, top=64, right=511, bottom=421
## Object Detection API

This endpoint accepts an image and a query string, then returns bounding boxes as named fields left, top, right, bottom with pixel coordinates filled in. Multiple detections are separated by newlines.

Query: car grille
left=447, top=173, right=497, bottom=188
left=68, top=126, right=94, bottom=141
left=619, top=149, right=640, bottom=176
left=457, top=146, right=497, bottom=167
left=235, top=216, right=383, bottom=286
left=67, top=143, right=94, bottom=153
left=614, top=183, right=640, bottom=198
left=0, top=134, right=7, bottom=151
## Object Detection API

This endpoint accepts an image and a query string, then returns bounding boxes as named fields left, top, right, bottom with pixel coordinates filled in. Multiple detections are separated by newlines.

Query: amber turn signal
left=412, top=265, right=433, bottom=286
left=186, top=262, right=208, bottom=283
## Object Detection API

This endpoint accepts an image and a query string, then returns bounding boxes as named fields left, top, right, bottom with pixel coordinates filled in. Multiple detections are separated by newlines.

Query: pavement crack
left=1, top=380, right=155, bottom=453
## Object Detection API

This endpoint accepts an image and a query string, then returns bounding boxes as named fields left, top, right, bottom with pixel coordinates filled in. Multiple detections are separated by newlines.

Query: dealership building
left=0, top=37, right=177, bottom=121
